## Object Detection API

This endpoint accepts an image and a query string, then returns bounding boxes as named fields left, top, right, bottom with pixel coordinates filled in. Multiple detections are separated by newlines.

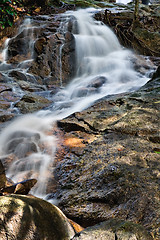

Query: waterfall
left=0, top=38, right=10, bottom=63
left=50, top=9, right=148, bottom=119
left=0, top=9, right=149, bottom=199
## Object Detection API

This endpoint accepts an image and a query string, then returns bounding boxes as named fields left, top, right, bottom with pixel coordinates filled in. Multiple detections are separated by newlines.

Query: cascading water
left=50, top=9, right=148, bottom=119
left=0, top=8, right=150, bottom=200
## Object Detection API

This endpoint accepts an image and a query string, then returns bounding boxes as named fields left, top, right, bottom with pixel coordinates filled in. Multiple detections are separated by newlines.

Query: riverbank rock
left=72, top=219, right=153, bottom=240
left=0, top=194, right=75, bottom=240
left=55, top=75, right=160, bottom=239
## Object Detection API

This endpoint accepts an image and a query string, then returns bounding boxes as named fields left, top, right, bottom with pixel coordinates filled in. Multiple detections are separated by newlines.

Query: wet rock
left=15, top=93, right=51, bottom=113
left=7, top=138, right=38, bottom=158
left=0, top=194, right=75, bottom=240
left=7, top=35, right=31, bottom=59
left=65, top=31, right=74, bottom=42
left=0, top=112, right=15, bottom=122
left=0, top=83, right=12, bottom=94
left=9, top=70, right=27, bottom=81
left=87, top=76, right=107, bottom=88
left=0, top=83, right=19, bottom=112
left=151, top=65, right=160, bottom=80
left=1, top=178, right=37, bottom=195
left=61, top=32, right=76, bottom=84
left=29, top=34, right=58, bottom=79
left=4, top=130, right=40, bottom=156
left=72, top=219, right=153, bottom=240
left=70, top=88, right=93, bottom=98
left=0, top=72, right=9, bottom=83
left=55, top=78, right=160, bottom=239
left=131, top=55, right=156, bottom=75
left=8, top=55, right=31, bottom=64
left=7, top=130, right=40, bottom=142
left=71, top=87, right=89, bottom=98
left=0, top=154, right=17, bottom=171
left=34, top=37, right=46, bottom=55
left=17, top=80, right=46, bottom=92
left=0, top=160, right=7, bottom=190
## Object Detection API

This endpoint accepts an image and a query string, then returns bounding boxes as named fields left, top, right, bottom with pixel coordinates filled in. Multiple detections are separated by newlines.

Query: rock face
left=6, top=15, right=76, bottom=85
left=55, top=75, right=160, bottom=239
left=0, top=194, right=75, bottom=240
left=95, top=3, right=160, bottom=56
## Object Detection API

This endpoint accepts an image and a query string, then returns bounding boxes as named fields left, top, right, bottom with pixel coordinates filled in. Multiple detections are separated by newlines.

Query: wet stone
left=1, top=178, right=37, bottom=195
left=88, top=76, right=107, bottom=88
left=0, top=160, right=7, bottom=189
left=15, top=93, right=51, bottom=113
left=9, top=70, right=28, bottom=81
left=5, top=137, right=38, bottom=158
left=0, top=112, right=15, bottom=122
left=34, top=37, right=46, bottom=55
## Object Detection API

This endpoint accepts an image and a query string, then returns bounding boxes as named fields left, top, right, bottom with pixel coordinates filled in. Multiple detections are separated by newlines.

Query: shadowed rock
left=0, top=194, right=75, bottom=240
left=1, top=178, right=37, bottom=195
left=0, top=160, right=7, bottom=190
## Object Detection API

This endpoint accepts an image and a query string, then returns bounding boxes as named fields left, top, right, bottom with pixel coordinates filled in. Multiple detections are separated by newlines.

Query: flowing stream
left=0, top=8, right=150, bottom=200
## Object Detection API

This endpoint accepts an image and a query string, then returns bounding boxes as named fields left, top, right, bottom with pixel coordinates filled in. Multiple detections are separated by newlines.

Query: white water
left=116, top=0, right=131, bottom=4
left=0, top=9, right=149, bottom=199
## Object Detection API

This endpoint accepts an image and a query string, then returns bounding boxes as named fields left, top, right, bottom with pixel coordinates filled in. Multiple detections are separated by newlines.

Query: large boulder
left=0, top=194, right=75, bottom=240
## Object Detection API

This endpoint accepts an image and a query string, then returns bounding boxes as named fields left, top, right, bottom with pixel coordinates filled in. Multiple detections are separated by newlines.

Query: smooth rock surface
left=0, top=194, right=75, bottom=240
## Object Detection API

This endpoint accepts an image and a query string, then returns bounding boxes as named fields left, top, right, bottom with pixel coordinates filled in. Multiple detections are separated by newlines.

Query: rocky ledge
left=54, top=66, right=160, bottom=239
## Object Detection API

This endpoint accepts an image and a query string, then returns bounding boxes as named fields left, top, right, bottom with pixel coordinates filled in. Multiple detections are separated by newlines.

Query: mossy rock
left=0, top=194, right=75, bottom=240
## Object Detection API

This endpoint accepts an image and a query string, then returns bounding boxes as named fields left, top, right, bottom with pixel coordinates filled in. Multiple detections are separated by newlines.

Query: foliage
left=0, top=0, right=21, bottom=29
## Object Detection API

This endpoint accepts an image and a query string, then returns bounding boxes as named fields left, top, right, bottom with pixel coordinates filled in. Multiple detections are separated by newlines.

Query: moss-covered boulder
left=0, top=194, right=75, bottom=240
